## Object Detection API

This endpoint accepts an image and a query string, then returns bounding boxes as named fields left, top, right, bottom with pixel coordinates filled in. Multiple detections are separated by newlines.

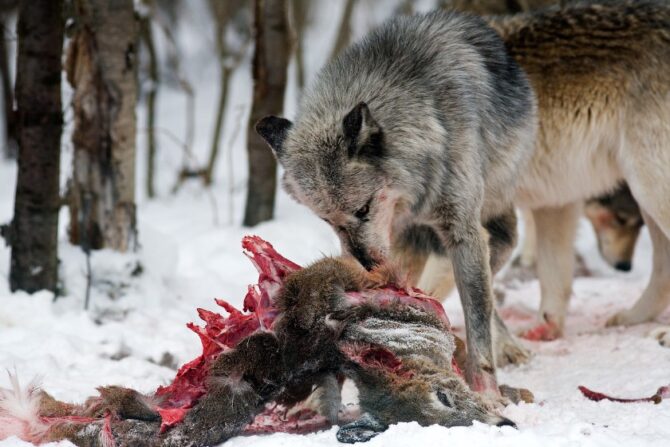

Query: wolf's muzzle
left=353, top=250, right=378, bottom=271
left=346, top=238, right=378, bottom=271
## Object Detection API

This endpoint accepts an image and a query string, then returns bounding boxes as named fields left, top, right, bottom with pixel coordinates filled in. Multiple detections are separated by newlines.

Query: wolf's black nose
left=351, top=247, right=377, bottom=271
left=496, top=417, right=517, bottom=428
left=615, top=261, right=632, bottom=272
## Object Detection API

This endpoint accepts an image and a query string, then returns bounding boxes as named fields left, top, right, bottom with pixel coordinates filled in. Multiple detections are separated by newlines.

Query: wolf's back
left=490, top=1, right=670, bottom=81
left=295, top=10, right=534, bottom=152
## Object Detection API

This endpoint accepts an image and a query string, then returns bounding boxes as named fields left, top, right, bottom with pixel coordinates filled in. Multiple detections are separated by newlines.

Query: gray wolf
left=256, top=10, right=537, bottom=396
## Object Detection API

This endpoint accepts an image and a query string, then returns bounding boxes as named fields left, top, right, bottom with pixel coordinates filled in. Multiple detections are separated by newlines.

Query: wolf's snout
left=615, top=260, right=632, bottom=272
left=353, top=248, right=378, bottom=271
left=343, top=234, right=380, bottom=271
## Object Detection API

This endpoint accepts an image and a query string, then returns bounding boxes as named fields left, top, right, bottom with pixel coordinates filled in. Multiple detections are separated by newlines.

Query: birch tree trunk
left=243, top=0, right=290, bottom=227
left=6, top=0, right=63, bottom=293
left=66, top=0, right=138, bottom=252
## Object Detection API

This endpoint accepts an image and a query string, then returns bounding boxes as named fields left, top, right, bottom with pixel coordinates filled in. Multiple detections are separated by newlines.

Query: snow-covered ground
left=2, top=0, right=670, bottom=445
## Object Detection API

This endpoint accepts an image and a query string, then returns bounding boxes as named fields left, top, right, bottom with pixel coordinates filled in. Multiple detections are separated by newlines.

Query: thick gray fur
left=256, top=10, right=537, bottom=392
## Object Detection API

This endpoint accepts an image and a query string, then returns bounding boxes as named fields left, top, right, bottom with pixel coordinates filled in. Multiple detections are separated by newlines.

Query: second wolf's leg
left=484, top=208, right=518, bottom=274
left=606, top=210, right=670, bottom=326
left=392, top=224, right=444, bottom=288
left=522, top=202, right=580, bottom=341
left=484, top=209, right=530, bottom=366
left=518, top=208, right=537, bottom=268
left=417, top=253, right=455, bottom=299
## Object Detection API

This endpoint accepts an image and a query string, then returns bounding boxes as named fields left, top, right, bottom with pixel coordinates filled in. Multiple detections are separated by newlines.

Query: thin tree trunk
left=140, top=12, right=159, bottom=198
left=0, top=12, right=16, bottom=159
left=243, top=0, right=290, bottom=227
left=66, top=0, right=138, bottom=252
left=7, top=0, right=63, bottom=293
left=204, top=0, right=230, bottom=187
left=290, top=0, right=308, bottom=93
left=328, top=0, right=356, bottom=61
left=203, top=0, right=248, bottom=187
left=0, top=1, right=18, bottom=159
left=204, top=65, right=231, bottom=186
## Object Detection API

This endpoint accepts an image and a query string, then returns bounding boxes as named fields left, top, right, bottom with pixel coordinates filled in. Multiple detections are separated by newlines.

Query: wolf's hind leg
left=522, top=202, right=580, bottom=341
left=607, top=210, right=670, bottom=326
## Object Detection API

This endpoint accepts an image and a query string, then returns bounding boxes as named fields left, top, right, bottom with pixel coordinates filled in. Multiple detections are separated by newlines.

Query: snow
left=2, top=0, right=670, bottom=446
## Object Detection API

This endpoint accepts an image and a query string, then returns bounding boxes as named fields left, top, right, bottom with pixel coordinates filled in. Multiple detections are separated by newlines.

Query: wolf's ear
left=342, top=102, right=384, bottom=160
left=256, top=116, right=293, bottom=157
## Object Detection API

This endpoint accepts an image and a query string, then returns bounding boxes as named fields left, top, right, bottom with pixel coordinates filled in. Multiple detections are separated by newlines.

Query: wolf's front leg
left=522, top=203, right=580, bottom=341
left=484, top=209, right=530, bottom=366
left=441, top=221, right=499, bottom=397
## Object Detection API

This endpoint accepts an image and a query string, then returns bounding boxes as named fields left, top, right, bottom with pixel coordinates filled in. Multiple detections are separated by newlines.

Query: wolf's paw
left=605, top=309, right=651, bottom=327
left=495, top=338, right=531, bottom=367
left=650, top=326, right=670, bottom=347
left=520, top=320, right=562, bottom=341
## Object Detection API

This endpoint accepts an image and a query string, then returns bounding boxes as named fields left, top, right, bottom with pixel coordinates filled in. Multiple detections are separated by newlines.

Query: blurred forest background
left=0, top=0, right=559, bottom=300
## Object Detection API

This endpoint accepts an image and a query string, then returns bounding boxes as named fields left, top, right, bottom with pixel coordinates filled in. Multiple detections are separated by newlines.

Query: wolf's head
left=584, top=185, right=643, bottom=272
left=257, top=103, right=404, bottom=270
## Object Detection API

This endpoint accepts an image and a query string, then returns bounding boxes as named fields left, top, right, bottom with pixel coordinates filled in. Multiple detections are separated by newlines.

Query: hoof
left=336, top=414, right=387, bottom=444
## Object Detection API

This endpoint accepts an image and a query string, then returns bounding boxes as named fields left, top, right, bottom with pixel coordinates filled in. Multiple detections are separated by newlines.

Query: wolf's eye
left=437, top=390, right=453, bottom=408
left=355, top=202, right=370, bottom=220
left=613, top=213, right=628, bottom=227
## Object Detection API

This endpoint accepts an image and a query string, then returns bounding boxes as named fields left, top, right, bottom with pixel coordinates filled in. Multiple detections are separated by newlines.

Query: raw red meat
left=578, top=385, right=670, bottom=404
left=154, top=236, right=300, bottom=431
